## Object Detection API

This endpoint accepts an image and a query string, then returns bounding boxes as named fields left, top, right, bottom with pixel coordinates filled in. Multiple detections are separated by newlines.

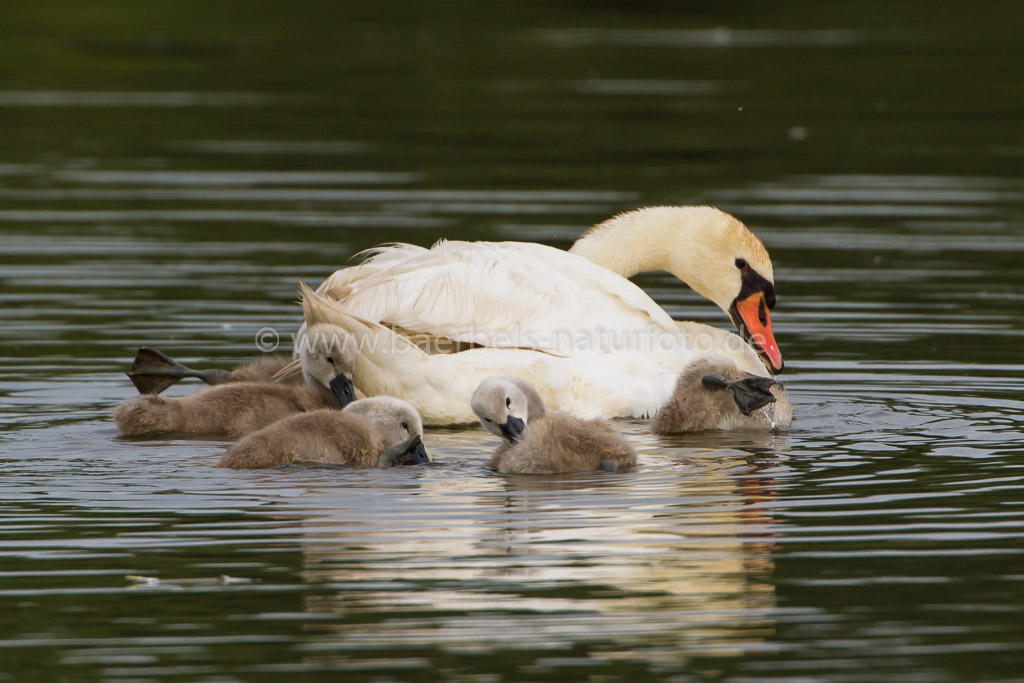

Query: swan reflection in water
left=270, top=425, right=789, bottom=668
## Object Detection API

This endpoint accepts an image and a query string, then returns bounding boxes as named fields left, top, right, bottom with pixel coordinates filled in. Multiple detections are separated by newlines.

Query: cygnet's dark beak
left=378, top=434, right=430, bottom=468
left=329, top=374, right=356, bottom=407
left=405, top=436, right=430, bottom=465
left=500, top=415, right=526, bottom=444
left=702, top=373, right=780, bottom=416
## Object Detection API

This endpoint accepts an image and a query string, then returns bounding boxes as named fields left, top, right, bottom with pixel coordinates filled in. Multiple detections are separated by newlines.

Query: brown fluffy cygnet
left=215, top=397, right=429, bottom=470
left=471, top=377, right=637, bottom=474
left=113, top=324, right=357, bottom=438
left=112, top=382, right=340, bottom=438
left=652, top=356, right=792, bottom=433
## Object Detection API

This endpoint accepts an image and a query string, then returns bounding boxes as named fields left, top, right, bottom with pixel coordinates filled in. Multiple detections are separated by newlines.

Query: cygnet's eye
left=326, top=356, right=335, bottom=365
left=505, top=397, right=511, bottom=407
left=483, top=418, right=492, bottom=423
left=735, top=258, right=748, bottom=270
left=401, top=421, right=409, bottom=430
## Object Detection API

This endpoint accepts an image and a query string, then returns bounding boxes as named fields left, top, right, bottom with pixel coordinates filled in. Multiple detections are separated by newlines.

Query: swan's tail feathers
left=298, top=281, right=427, bottom=373
left=126, top=347, right=230, bottom=395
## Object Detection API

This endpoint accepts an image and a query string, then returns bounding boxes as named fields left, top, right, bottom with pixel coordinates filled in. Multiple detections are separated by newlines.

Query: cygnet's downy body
left=216, top=397, right=429, bottom=469
left=652, top=356, right=792, bottom=433
left=113, top=313, right=357, bottom=437
left=472, top=377, right=637, bottom=474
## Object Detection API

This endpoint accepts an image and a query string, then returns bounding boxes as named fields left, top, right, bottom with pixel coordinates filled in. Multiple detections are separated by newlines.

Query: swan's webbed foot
left=127, top=347, right=231, bottom=395
left=701, top=373, right=779, bottom=416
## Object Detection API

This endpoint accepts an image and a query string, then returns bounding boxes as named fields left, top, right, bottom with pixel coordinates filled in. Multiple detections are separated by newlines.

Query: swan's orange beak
left=730, top=291, right=784, bottom=374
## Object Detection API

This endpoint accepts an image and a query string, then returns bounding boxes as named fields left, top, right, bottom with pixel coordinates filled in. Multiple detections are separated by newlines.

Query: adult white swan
left=305, top=205, right=781, bottom=370
left=279, top=206, right=784, bottom=424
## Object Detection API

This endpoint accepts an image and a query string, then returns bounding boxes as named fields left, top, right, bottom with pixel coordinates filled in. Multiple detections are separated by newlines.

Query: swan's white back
left=316, top=240, right=679, bottom=355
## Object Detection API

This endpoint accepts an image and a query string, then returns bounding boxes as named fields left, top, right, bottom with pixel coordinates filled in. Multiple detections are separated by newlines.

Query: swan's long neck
left=568, top=208, right=679, bottom=279
left=568, top=206, right=735, bottom=311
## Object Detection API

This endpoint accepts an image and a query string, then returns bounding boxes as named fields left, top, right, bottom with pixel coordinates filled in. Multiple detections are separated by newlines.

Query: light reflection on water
left=2, top=0, right=1024, bottom=679
left=4, top=360, right=1023, bottom=677
left=3, top=420, right=787, bottom=673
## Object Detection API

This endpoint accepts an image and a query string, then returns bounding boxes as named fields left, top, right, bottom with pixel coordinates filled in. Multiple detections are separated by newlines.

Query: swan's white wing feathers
left=511, top=242, right=679, bottom=331
left=315, top=241, right=677, bottom=352
left=315, top=243, right=430, bottom=300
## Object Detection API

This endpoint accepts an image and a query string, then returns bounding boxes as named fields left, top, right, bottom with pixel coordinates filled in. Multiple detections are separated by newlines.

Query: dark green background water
left=2, top=1, right=1024, bottom=680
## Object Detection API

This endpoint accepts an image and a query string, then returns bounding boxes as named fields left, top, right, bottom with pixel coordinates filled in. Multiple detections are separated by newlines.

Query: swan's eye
left=735, top=258, right=748, bottom=270
left=326, top=356, right=335, bottom=365
left=505, top=397, right=511, bottom=407
left=401, top=421, right=409, bottom=430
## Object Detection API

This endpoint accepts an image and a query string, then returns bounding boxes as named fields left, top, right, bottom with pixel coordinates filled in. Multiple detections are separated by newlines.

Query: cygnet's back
left=113, top=317, right=358, bottom=438
left=472, top=377, right=637, bottom=474
left=216, top=396, right=429, bottom=470
left=492, top=412, right=637, bottom=474
left=113, top=382, right=337, bottom=437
